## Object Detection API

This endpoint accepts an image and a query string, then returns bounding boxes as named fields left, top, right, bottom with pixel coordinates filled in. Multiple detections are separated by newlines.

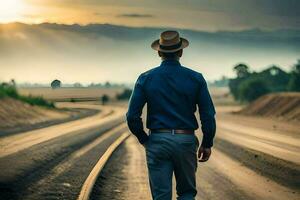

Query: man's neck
left=161, top=57, right=180, bottom=61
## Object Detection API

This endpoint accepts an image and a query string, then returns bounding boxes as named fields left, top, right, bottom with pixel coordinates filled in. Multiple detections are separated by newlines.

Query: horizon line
left=1, top=21, right=300, bottom=34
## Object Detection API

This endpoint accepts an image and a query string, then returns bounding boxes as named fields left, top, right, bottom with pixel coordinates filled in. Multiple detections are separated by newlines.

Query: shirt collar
left=160, top=59, right=181, bottom=66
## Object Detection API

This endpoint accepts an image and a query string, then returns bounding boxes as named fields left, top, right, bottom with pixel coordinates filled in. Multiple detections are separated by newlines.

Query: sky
left=0, top=0, right=299, bottom=84
left=0, top=0, right=299, bottom=31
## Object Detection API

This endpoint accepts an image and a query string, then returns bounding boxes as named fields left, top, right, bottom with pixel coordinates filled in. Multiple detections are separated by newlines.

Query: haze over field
left=0, top=22, right=299, bottom=84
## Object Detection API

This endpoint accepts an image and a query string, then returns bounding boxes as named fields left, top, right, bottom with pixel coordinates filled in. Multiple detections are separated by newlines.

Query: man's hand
left=198, top=146, right=211, bottom=162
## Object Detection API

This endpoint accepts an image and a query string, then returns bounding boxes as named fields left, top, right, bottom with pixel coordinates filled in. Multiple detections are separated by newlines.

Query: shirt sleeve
left=197, top=74, right=216, bottom=148
left=126, top=74, right=149, bottom=144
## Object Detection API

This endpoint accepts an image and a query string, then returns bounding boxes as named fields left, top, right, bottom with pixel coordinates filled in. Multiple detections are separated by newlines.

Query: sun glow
left=0, top=0, right=25, bottom=22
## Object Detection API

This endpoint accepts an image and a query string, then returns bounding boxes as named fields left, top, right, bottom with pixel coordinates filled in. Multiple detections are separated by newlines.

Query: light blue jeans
left=145, top=132, right=199, bottom=200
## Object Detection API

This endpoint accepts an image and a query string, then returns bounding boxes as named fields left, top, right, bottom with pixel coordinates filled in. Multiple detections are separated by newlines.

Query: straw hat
left=151, top=30, right=189, bottom=53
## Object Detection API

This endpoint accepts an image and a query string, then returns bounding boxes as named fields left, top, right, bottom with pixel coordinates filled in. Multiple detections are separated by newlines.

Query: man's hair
left=159, top=50, right=182, bottom=60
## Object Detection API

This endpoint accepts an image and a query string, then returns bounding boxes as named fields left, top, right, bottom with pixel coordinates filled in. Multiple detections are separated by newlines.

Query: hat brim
left=151, top=37, right=189, bottom=53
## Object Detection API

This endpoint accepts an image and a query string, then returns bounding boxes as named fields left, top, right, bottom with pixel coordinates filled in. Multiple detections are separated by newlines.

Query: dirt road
left=1, top=103, right=299, bottom=200
left=217, top=107, right=300, bottom=165
left=0, top=102, right=123, bottom=157
left=93, top=106, right=300, bottom=200
left=0, top=102, right=127, bottom=200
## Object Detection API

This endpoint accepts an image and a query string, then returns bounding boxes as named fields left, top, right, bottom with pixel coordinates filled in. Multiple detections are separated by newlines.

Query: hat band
left=159, top=40, right=182, bottom=51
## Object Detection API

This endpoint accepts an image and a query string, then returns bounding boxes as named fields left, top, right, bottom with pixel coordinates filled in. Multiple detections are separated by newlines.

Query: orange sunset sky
left=1, top=0, right=299, bottom=31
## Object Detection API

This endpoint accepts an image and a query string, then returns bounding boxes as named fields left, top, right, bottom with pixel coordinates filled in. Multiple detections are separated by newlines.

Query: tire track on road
left=217, top=123, right=300, bottom=164
left=93, top=134, right=299, bottom=200
left=214, top=138, right=300, bottom=191
left=0, top=104, right=126, bottom=200
left=91, top=136, right=151, bottom=200
left=0, top=105, right=123, bottom=157
left=204, top=148, right=299, bottom=200
left=21, top=124, right=128, bottom=200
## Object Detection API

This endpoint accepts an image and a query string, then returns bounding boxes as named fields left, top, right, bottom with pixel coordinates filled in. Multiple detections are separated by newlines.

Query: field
left=18, top=87, right=124, bottom=102
left=18, top=86, right=234, bottom=104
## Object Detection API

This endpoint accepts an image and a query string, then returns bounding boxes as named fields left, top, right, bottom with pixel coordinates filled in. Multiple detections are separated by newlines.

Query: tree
left=101, top=94, right=109, bottom=105
left=104, top=81, right=111, bottom=88
left=259, top=65, right=290, bottom=92
left=293, top=59, right=300, bottom=74
left=10, top=79, right=16, bottom=86
left=238, top=78, right=270, bottom=102
left=51, top=79, right=61, bottom=89
left=287, top=60, right=300, bottom=91
left=116, top=89, right=132, bottom=100
left=229, top=63, right=251, bottom=100
left=211, top=76, right=229, bottom=87
left=0, top=82, right=18, bottom=98
left=73, top=82, right=83, bottom=88
left=234, top=63, right=250, bottom=78
left=228, top=78, right=240, bottom=100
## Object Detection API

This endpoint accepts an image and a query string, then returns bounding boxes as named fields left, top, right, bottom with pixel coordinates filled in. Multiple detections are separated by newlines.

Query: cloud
left=21, top=0, right=300, bottom=31
left=117, top=13, right=154, bottom=18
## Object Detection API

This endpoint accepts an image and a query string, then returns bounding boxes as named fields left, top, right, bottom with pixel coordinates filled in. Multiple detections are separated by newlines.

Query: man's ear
left=177, top=49, right=183, bottom=57
left=158, top=51, right=162, bottom=57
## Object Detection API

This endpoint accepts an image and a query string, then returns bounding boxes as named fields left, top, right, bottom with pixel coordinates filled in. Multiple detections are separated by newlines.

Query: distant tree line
left=18, top=81, right=128, bottom=88
left=116, top=89, right=132, bottom=100
left=210, top=76, right=229, bottom=87
left=98, top=88, right=132, bottom=105
left=229, top=59, right=300, bottom=102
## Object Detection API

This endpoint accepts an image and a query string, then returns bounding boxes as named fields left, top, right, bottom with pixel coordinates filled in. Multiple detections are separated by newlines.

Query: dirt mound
left=238, top=92, right=300, bottom=122
left=0, top=97, right=69, bottom=132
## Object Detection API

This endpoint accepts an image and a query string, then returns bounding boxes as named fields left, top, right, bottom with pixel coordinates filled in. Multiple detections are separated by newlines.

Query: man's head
left=151, top=30, right=189, bottom=60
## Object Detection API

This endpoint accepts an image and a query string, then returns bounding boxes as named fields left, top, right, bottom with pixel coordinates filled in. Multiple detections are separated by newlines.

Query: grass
left=0, top=83, right=55, bottom=108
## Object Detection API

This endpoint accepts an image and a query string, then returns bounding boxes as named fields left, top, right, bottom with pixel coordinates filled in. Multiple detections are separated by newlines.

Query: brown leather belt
left=150, top=129, right=194, bottom=135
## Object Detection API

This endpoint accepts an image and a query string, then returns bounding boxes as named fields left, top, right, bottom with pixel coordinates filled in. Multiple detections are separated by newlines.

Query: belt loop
left=171, top=129, right=175, bottom=135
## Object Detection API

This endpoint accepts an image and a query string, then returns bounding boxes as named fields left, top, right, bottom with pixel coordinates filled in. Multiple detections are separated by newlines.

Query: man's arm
left=197, top=74, right=216, bottom=149
left=126, top=74, right=149, bottom=144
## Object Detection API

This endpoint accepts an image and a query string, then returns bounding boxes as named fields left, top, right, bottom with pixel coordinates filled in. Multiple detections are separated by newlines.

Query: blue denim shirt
left=126, top=59, right=216, bottom=148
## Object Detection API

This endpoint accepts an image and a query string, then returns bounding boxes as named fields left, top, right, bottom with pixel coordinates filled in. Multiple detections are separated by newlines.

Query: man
left=126, top=30, right=216, bottom=200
